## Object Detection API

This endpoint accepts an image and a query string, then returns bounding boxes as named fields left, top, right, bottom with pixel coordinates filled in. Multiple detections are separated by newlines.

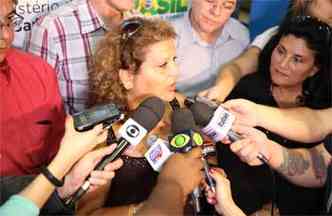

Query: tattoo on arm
left=309, top=148, right=327, bottom=184
left=278, top=148, right=327, bottom=184
left=278, top=149, right=310, bottom=176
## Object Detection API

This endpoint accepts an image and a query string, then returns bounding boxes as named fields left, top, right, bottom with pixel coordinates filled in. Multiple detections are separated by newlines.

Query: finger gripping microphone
left=66, top=97, right=165, bottom=205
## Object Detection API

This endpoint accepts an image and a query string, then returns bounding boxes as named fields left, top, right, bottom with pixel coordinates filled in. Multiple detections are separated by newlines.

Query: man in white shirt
left=169, top=0, right=249, bottom=96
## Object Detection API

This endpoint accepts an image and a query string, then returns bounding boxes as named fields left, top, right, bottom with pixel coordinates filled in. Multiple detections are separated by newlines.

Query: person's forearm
left=137, top=180, right=185, bottom=216
left=87, top=205, right=134, bottom=216
left=218, top=199, right=246, bottom=216
left=268, top=141, right=330, bottom=188
left=256, top=106, right=331, bottom=143
left=214, top=64, right=243, bottom=101
left=19, top=153, right=74, bottom=209
left=214, top=47, right=260, bottom=101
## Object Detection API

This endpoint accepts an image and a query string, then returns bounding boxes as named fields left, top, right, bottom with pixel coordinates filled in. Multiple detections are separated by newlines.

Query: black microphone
left=185, top=99, right=269, bottom=164
left=66, top=97, right=165, bottom=205
left=169, top=108, right=203, bottom=153
left=170, top=108, right=206, bottom=214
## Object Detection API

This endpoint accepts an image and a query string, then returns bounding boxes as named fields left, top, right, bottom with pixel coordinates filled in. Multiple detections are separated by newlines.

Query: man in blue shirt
left=169, top=0, right=249, bottom=96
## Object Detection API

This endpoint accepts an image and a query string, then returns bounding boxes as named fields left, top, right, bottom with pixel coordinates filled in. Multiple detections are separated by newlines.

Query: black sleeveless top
left=218, top=73, right=327, bottom=215
left=104, top=155, right=158, bottom=207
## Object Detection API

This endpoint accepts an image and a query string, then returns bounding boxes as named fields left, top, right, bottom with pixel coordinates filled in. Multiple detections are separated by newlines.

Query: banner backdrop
left=135, top=0, right=188, bottom=17
left=13, top=0, right=73, bottom=48
left=13, top=0, right=189, bottom=48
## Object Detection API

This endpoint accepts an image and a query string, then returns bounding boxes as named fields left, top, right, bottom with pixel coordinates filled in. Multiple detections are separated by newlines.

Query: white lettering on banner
left=118, top=118, right=147, bottom=146
left=201, top=106, right=235, bottom=142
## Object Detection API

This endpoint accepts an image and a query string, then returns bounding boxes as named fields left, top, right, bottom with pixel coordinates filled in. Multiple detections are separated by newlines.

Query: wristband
left=41, top=166, right=64, bottom=187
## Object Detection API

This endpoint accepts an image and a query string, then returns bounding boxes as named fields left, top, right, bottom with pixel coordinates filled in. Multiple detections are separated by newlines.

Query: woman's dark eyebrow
left=294, top=54, right=304, bottom=59
left=277, top=44, right=286, bottom=52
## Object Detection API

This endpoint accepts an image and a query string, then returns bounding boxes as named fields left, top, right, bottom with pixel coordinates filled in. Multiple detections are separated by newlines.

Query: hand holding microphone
left=66, top=97, right=165, bottom=205
left=170, top=108, right=217, bottom=213
left=204, top=168, right=246, bottom=216
left=229, top=125, right=273, bottom=166
left=185, top=97, right=269, bottom=164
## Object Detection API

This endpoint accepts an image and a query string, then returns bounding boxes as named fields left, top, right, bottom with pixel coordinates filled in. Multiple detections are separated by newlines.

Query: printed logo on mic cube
left=145, top=138, right=173, bottom=171
left=119, top=118, right=147, bottom=146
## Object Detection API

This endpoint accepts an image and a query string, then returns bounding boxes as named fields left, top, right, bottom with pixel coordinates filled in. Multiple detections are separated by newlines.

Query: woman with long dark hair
left=217, top=16, right=332, bottom=215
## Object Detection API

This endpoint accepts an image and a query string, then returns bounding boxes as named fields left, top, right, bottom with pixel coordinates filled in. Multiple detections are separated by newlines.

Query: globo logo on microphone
left=126, top=125, right=140, bottom=138
left=119, top=118, right=147, bottom=146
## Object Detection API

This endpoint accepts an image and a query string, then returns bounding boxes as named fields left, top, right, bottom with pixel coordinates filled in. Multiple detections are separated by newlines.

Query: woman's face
left=127, top=39, right=178, bottom=102
left=308, top=0, right=332, bottom=26
left=270, top=35, right=319, bottom=88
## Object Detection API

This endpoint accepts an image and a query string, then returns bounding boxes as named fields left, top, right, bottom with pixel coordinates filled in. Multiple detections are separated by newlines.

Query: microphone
left=169, top=108, right=203, bottom=153
left=185, top=99, right=239, bottom=142
left=145, top=135, right=173, bottom=172
left=169, top=108, right=205, bottom=213
left=66, top=97, right=165, bottom=205
left=185, top=98, right=269, bottom=164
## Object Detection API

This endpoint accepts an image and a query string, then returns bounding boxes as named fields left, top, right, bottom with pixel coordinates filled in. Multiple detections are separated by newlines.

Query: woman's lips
left=274, top=68, right=289, bottom=78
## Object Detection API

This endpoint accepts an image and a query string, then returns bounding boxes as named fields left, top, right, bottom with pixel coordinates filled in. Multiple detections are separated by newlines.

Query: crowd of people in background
left=1, top=0, right=332, bottom=215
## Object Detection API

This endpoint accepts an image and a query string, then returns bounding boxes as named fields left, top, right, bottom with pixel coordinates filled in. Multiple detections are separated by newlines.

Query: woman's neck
left=126, top=94, right=141, bottom=110
left=271, top=84, right=303, bottom=108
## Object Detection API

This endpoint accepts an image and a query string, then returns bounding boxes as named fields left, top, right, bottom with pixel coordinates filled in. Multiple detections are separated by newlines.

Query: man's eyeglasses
left=0, top=9, right=24, bottom=31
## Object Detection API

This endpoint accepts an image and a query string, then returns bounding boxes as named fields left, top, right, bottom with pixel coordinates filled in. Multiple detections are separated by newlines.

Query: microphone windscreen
left=132, top=96, right=165, bottom=132
left=189, top=101, right=214, bottom=127
left=171, top=108, right=196, bottom=134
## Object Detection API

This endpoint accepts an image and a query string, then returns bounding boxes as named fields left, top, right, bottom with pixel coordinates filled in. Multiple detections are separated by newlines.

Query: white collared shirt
left=169, top=11, right=250, bottom=96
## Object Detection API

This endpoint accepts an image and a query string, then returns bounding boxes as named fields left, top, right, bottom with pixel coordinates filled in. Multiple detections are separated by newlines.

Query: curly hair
left=89, top=17, right=177, bottom=112
left=258, top=15, right=332, bottom=108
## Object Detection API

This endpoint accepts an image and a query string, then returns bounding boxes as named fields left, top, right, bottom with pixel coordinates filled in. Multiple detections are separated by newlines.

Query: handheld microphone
left=185, top=99, right=239, bottom=142
left=170, top=108, right=211, bottom=213
left=185, top=98, right=269, bottom=164
left=145, top=135, right=173, bottom=172
left=66, top=97, right=165, bottom=205
left=169, top=108, right=203, bottom=153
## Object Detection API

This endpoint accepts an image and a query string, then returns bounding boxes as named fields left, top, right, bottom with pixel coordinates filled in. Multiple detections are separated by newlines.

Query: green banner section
left=135, top=0, right=188, bottom=16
